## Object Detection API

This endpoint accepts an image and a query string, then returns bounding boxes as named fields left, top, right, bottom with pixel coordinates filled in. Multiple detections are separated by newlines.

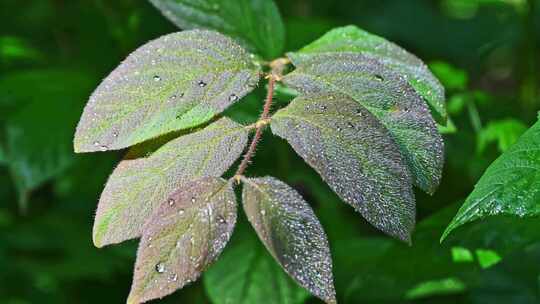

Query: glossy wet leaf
left=74, top=30, right=260, bottom=152
left=148, top=0, right=285, bottom=59
left=242, top=176, right=336, bottom=304
left=204, top=234, right=309, bottom=304
left=287, top=25, right=447, bottom=123
left=93, top=118, right=247, bottom=247
left=271, top=93, right=415, bottom=242
left=128, top=177, right=236, bottom=304
left=442, top=117, right=540, bottom=241
left=283, top=52, right=443, bottom=194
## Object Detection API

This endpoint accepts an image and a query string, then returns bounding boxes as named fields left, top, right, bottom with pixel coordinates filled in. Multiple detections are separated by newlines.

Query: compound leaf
left=204, top=233, right=309, bottom=304
left=242, top=176, right=336, bottom=304
left=93, top=118, right=247, bottom=247
left=283, top=52, right=443, bottom=194
left=442, top=117, right=540, bottom=241
left=271, top=93, right=415, bottom=242
left=74, top=30, right=260, bottom=152
left=148, top=0, right=285, bottom=59
left=287, top=25, right=446, bottom=123
left=128, top=177, right=236, bottom=304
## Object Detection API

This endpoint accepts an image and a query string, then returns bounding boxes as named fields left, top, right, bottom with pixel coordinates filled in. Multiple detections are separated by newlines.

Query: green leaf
left=283, top=52, right=443, bottom=194
left=271, top=93, right=415, bottom=242
left=442, top=117, right=540, bottom=241
left=429, top=61, right=469, bottom=91
left=128, top=177, right=236, bottom=304
left=287, top=25, right=447, bottom=123
left=74, top=30, right=260, bottom=153
left=93, top=118, right=247, bottom=247
left=0, top=69, right=94, bottom=207
left=204, top=233, right=309, bottom=304
left=148, top=0, right=285, bottom=59
left=477, top=119, right=528, bottom=154
left=242, top=176, right=336, bottom=304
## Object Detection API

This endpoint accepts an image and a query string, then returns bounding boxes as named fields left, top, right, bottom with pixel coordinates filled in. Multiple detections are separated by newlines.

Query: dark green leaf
left=271, top=93, right=415, bottom=242
left=242, top=176, right=336, bottom=304
left=74, top=30, right=260, bottom=153
left=442, top=117, right=540, bottom=241
left=283, top=52, right=443, bottom=194
left=0, top=69, right=94, bottom=206
left=204, top=233, right=309, bottom=304
left=93, top=118, right=247, bottom=247
left=287, top=25, right=447, bottom=123
left=148, top=0, right=285, bottom=59
left=128, top=177, right=236, bottom=304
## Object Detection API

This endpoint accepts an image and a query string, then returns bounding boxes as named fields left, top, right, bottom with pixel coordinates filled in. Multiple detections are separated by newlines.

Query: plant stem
left=233, top=58, right=289, bottom=182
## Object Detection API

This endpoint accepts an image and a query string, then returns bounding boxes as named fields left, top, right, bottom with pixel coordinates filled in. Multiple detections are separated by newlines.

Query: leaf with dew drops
left=287, top=25, right=447, bottom=123
left=127, top=177, right=237, bottom=304
left=242, top=176, right=336, bottom=304
left=148, top=0, right=285, bottom=59
left=74, top=29, right=260, bottom=153
left=441, top=116, right=540, bottom=241
left=93, top=118, right=247, bottom=247
left=271, top=93, right=415, bottom=242
left=283, top=52, right=444, bottom=194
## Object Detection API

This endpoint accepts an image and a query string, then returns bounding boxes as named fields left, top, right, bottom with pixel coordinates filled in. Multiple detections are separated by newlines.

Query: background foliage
left=1, top=0, right=539, bottom=303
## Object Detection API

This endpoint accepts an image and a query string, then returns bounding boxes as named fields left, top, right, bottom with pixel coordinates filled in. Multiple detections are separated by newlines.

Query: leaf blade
left=74, top=30, right=260, bottom=152
left=148, top=0, right=285, bottom=59
left=271, top=93, right=415, bottom=242
left=93, top=118, right=247, bottom=247
left=288, top=25, right=446, bottom=123
left=242, top=176, right=336, bottom=304
left=441, top=117, right=540, bottom=241
left=128, top=177, right=236, bottom=304
left=283, top=52, right=444, bottom=194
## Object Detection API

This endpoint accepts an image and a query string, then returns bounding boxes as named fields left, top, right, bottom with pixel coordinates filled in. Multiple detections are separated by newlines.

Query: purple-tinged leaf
left=271, top=93, right=415, bottom=242
left=74, top=29, right=260, bottom=152
left=283, top=52, right=443, bottom=194
left=128, top=177, right=236, bottom=304
left=93, top=118, right=247, bottom=247
left=242, top=176, right=336, bottom=304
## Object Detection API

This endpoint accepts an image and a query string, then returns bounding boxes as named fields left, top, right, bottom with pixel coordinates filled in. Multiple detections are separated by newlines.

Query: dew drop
left=99, top=145, right=108, bottom=152
left=217, top=215, right=226, bottom=224
left=198, top=80, right=207, bottom=87
left=170, top=273, right=178, bottom=282
left=168, top=198, right=175, bottom=206
left=347, top=122, right=355, bottom=128
left=260, top=209, right=266, bottom=216
left=319, top=105, right=327, bottom=111
left=155, top=262, right=165, bottom=273
left=191, top=196, right=196, bottom=203
left=93, top=141, right=100, bottom=147
left=374, top=74, right=384, bottom=81
left=112, top=132, right=118, bottom=138
left=229, top=94, right=238, bottom=102
left=178, top=209, right=185, bottom=215
left=153, top=75, right=161, bottom=82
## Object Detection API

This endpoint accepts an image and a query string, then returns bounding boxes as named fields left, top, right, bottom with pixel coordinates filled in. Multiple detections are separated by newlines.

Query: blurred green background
left=1, top=0, right=539, bottom=303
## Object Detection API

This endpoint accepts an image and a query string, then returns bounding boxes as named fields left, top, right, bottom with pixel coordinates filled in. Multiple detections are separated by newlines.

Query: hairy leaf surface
left=148, top=0, right=285, bottom=59
left=242, top=176, right=336, bottom=304
left=128, top=177, right=236, bottom=304
left=442, top=117, right=540, bottom=241
left=271, top=94, right=415, bottom=242
left=287, top=25, right=446, bottom=123
left=74, top=30, right=259, bottom=152
left=283, top=52, right=443, bottom=194
left=204, top=235, right=309, bottom=304
left=93, top=118, right=247, bottom=247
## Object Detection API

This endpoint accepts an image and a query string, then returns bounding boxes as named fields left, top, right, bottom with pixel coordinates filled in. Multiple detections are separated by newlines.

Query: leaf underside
left=287, top=25, right=447, bottom=123
left=128, top=177, right=236, bottom=304
left=442, top=117, right=540, bottom=241
left=74, top=29, right=260, bottom=152
left=271, top=93, right=415, bottom=242
left=242, top=176, right=336, bottom=304
left=283, top=52, right=444, bottom=194
left=93, top=118, right=247, bottom=247
left=148, top=0, right=285, bottom=59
